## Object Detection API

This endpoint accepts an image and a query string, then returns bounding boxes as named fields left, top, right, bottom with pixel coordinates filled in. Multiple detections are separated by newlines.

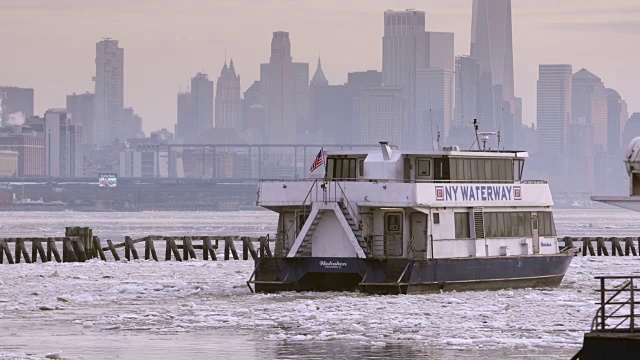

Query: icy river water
left=1, top=209, right=640, bottom=359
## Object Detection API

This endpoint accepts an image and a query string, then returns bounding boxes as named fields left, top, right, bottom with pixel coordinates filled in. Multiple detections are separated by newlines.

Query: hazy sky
left=1, top=0, right=639, bottom=133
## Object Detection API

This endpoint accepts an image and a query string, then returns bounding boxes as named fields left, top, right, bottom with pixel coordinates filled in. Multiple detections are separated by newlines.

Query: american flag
left=310, top=148, right=324, bottom=172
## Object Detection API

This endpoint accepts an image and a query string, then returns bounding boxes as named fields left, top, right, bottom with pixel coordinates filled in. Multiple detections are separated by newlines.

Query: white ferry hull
left=251, top=253, right=573, bottom=294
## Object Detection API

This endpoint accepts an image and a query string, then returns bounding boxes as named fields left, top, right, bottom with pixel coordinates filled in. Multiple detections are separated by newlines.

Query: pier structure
left=573, top=276, right=640, bottom=360
left=0, top=227, right=269, bottom=264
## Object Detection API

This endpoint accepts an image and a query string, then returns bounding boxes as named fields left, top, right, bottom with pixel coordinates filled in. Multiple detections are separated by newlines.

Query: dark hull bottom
left=250, top=254, right=574, bottom=294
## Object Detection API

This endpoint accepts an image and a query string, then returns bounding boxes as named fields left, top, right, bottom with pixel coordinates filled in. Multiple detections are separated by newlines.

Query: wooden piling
left=75, top=239, right=87, bottom=262
left=224, top=237, right=239, bottom=260
left=203, top=238, right=217, bottom=260
left=625, top=237, right=637, bottom=256
left=169, top=239, right=182, bottom=261
left=165, top=239, right=171, bottom=261
left=107, top=239, right=120, bottom=261
left=1, top=239, right=14, bottom=264
left=184, top=237, right=197, bottom=260
left=596, top=237, right=609, bottom=256
left=63, top=238, right=77, bottom=262
left=15, top=239, right=31, bottom=263
left=611, top=237, right=624, bottom=256
left=563, top=237, right=574, bottom=250
left=149, top=238, right=158, bottom=261
left=242, top=237, right=257, bottom=260
left=48, top=238, right=61, bottom=263
left=125, top=236, right=139, bottom=260
left=94, top=237, right=106, bottom=261
left=33, top=239, right=47, bottom=263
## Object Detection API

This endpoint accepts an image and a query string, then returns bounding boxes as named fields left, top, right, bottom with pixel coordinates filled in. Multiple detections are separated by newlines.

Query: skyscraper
left=94, top=39, right=124, bottom=147
left=0, top=86, right=34, bottom=127
left=451, top=56, right=482, bottom=147
left=357, top=87, right=404, bottom=146
left=176, top=73, right=214, bottom=142
left=425, top=32, right=454, bottom=71
left=537, top=65, right=572, bottom=178
left=191, top=73, right=214, bottom=131
left=215, top=60, right=242, bottom=130
left=606, top=89, right=629, bottom=156
left=260, top=31, right=308, bottom=144
left=470, top=0, right=515, bottom=138
left=44, top=109, right=83, bottom=177
left=310, top=57, right=329, bottom=88
left=122, top=107, right=143, bottom=140
left=416, top=68, right=454, bottom=149
left=382, top=10, right=426, bottom=148
left=66, top=92, right=95, bottom=145
left=572, top=69, right=607, bottom=152
left=176, top=91, right=195, bottom=141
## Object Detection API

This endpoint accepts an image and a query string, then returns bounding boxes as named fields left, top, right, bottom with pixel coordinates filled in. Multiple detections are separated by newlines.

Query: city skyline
left=0, top=0, right=639, bottom=133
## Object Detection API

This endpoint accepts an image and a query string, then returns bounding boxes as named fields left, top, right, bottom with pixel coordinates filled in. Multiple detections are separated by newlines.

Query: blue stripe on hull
left=252, top=254, right=574, bottom=294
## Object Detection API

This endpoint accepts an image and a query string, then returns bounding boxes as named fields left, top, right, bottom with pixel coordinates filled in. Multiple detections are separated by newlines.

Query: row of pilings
left=0, top=227, right=273, bottom=264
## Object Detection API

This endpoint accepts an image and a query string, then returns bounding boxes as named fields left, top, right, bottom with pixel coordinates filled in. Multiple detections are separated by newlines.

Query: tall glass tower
left=470, top=0, right=515, bottom=145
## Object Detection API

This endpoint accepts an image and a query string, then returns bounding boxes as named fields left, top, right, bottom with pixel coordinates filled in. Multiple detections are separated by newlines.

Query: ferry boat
left=248, top=139, right=575, bottom=294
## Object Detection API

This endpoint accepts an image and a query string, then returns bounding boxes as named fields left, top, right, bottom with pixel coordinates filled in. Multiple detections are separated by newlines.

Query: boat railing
left=591, top=276, right=640, bottom=332
left=366, top=234, right=404, bottom=258
left=259, top=178, right=547, bottom=184
left=284, top=179, right=318, bottom=249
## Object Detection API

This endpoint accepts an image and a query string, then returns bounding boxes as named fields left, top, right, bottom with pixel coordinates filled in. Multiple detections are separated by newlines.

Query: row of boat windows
left=435, top=158, right=524, bottom=182
left=325, top=156, right=523, bottom=182
left=454, top=212, right=557, bottom=239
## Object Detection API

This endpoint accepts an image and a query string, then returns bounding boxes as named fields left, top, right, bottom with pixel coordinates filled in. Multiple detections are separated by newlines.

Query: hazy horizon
left=1, top=0, right=639, bottom=134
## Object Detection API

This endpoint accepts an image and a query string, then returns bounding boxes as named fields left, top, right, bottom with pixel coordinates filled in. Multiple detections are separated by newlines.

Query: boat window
left=326, top=158, right=335, bottom=179
left=434, top=158, right=450, bottom=180
left=358, top=158, right=365, bottom=177
left=484, top=160, right=492, bottom=181
left=454, top=212, right=470, bottom=239
left=385, top=213, right=402, bottom=232
left=484, top=212, right=535, bottom=238
left=416, top=159, right=431, bottom=177
left=514, top=159, right=524, bottom=181
left=523, top=213, right=532, bottom=236
left=452, top=159, right=464, bottom=180
left=496, top=212, right=506, bottom=237
left=477, top=159, right=486, bottom=181
left=463, top=159, right=472, bottom=181
left=342, top=159, right=350, bottom=180
left=448, top=158, right=515, bottom=182
left=433, top=212, right=440, bottom=224
left=537, top=212, right=556, bottom=236
left=326, top=157, right=358, bottom=181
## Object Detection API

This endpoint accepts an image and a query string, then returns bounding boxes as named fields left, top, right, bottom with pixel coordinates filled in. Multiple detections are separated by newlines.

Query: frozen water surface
left=1, top=209, right=639, bottom=359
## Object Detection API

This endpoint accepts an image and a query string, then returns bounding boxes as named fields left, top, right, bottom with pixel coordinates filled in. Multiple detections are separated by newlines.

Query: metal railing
left=591, top=276, right=640, bottom=332
left=366, top=234, right=403, bottom=258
